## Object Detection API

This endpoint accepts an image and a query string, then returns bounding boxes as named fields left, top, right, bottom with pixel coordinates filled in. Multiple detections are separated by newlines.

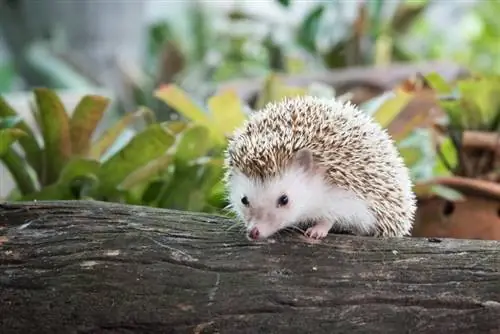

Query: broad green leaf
left=1, top=147, right=37, bottom=195
left=457, top=78, right=500, bottom=130
left=118, top=154, right=172, bottom=191
left=371, top=89, right=413, bottom=128
left=433, top=137, right=457, bottom=176
left=89, top=108, right=147, bottom=160
left=439, top=100, right=463, bottom=130
left=0, top=128, right=26, bottom=155
left=21, top=183, right=61, bottom=201
left=208, top=90, right=246, bottom=139
left=0, top=95, right=42, bottom=176
left=174, top=125, right=212, bottom=163
left=157, top=163, right=202, bottom=210
left=424, top=72, right=453, bottom=94
left=21, top=157, right=101, bottom=201
left=97, top=123, right=175, bottom=194
left=34, top=88, right=72, bottom=185
left=296, top=5, right=324, bottom=53
left=141, top=179, right=167, bottom=205
left=198, top=158, right=225, bottom=193
left=70, top=95, right=110, bottom=155
left=58, top=157, right=100, bottom=185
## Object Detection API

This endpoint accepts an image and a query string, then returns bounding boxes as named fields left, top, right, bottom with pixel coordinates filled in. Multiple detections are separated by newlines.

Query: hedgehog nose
left=248, top=227, right=260, bottom=240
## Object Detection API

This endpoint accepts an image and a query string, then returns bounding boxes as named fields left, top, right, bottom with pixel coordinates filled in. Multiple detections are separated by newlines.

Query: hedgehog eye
left=241, top=196, right=250, bottom=206
left=277, top=194, right=288, bottom=207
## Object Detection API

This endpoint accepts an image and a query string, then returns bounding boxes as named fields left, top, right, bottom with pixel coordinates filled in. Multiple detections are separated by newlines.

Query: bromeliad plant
left=0, top=87, right=246, bottom=213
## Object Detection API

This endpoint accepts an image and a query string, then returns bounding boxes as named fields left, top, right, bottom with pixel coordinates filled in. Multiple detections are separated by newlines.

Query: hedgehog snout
left=248, top=227, right=260, bottom=240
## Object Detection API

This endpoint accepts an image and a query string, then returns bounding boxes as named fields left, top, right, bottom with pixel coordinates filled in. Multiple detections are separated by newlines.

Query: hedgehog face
left=227, top=149, right=330, bottom=240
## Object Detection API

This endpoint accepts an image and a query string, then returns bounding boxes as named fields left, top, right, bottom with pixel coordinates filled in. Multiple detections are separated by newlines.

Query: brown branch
left=0, top=200, right=499, bottom=333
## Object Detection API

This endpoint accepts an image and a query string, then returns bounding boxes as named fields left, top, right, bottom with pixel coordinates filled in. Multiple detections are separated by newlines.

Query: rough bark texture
left=0, top=200, right=499, bottom=334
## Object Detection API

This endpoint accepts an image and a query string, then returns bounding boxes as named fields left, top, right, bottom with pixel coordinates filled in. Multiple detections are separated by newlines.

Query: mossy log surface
left=0, top=200, right=499, bottom=334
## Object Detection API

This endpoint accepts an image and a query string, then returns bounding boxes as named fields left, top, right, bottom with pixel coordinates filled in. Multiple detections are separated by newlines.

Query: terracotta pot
left=412, top=176, right=500, bottom=240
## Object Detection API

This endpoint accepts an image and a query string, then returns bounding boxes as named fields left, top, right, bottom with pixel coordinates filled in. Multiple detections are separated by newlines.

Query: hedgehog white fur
left=223, top=95, right=417, bottom=241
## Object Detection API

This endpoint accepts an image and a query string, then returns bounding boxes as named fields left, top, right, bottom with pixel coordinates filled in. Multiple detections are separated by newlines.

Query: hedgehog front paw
left=305, top=221, right=333, bottom=240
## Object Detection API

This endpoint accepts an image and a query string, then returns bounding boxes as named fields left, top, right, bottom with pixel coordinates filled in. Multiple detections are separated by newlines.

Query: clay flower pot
left=412, top=176, right=500, bottom=240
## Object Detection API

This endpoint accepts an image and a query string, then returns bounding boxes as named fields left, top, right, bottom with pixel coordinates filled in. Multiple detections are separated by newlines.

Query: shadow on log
left=0, top=200, right=499, bottom=334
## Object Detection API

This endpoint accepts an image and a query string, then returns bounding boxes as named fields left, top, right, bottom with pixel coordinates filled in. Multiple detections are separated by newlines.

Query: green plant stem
left=2, top=148, right=37, bottom=195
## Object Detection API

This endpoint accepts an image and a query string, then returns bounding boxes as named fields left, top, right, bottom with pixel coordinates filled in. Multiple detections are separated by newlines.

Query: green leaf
left=434, top=137, right=457, bottom=176
left=2, top=147, right=37, bottom=195
left=0, top=128, right=26, bottom=156
left=89, top=108, right=148, bottom=160
left=164, top=120, right=188, bottom=136
left=157, top=163, right=202, bottom=210
left=70, top=95, right=110, bottom=155
left=0, top=95, right=42, bottom=177
left=34, top=87, right=72, bottom=185
left=296, top=5, right=324, bottom=53
left=118, top=154, right=172, bottom=191
left=58, top=157, right=100, bottom=185
left=21, top=157, right=101, bottom=201
left=276, top=0, right=290, bottom=7
left=97, top=123, right=176, bottom=195
left=424, top=72, right=453, bottom=94
left=208, top=90, right=247, bottom=140
left=174, top=125, right=212, bottom=163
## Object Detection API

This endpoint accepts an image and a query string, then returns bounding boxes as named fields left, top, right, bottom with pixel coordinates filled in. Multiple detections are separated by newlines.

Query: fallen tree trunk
left=0, top=200, right=499, bottom=334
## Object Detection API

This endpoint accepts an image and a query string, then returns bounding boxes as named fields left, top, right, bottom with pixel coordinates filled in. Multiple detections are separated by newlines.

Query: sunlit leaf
left=208, top=90, right=247, bottom=138
left=424, top=72, right=453, bottom=94
left=154, top=84, right=211, bottom=127
left=34, top=88, right=72, bottom=185
left=371, top=90, right=414, bottom=128
left=69, top=95, right=110, bottom=155
left=97, top=123, right=176, bottom=194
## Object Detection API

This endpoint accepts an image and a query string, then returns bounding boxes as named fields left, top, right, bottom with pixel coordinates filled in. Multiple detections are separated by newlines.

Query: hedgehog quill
left=223, top=96, right=417, bottom=241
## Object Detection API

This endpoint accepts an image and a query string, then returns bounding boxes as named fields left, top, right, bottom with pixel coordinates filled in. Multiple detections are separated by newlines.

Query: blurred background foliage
left=1, top=0, right=500, bottom=216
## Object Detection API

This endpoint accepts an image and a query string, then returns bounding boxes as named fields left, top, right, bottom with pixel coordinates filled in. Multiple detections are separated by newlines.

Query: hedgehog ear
left=292, top=148, right=314, bottom=172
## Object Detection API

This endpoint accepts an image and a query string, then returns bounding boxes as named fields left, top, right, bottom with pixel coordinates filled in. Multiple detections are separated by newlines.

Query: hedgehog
left=222, top=95, right=417, bottom=241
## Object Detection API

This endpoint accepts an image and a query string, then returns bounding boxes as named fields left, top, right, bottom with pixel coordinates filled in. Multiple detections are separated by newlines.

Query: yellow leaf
left=208, top=90, right=247, bottom=139
left=154, top=84, right=224, bottom=144
left=372, top=89, right=413, bottom=128
left=154, top=84, right=211, bottom=127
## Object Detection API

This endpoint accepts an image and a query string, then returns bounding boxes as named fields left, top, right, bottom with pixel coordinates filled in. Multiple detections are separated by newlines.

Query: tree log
left=0, top=200, right=499, bottom=334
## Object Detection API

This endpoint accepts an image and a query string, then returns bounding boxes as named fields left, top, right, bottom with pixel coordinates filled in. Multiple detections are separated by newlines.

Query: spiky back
left=224, top=96, right=416, bottom=236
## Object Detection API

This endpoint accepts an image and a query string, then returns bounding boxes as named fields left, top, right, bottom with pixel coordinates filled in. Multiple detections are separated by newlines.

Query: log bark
left=0, top=200, right=499, bottom=334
